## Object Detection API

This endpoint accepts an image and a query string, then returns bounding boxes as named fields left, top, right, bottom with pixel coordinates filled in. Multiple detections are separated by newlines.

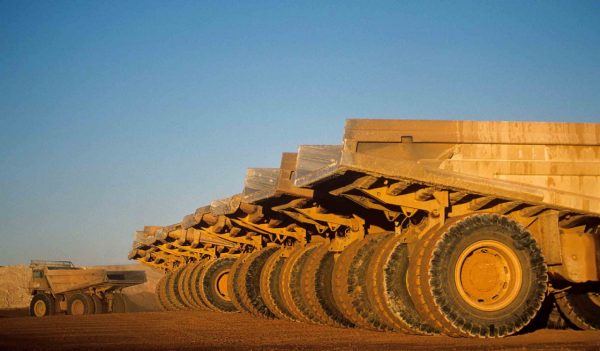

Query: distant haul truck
left=130, top=119, right=599, bottom=338
left=29, top=260, right=146, bottom=317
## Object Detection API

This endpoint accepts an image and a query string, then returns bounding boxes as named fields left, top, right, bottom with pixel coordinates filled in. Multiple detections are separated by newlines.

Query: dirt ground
left=0, top=309, right=599, bottom=351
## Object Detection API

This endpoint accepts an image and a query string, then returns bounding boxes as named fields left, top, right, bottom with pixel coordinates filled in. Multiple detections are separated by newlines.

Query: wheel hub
left=215, top=271, right=230, bottom=301
left=454, top=240, right=522, bottom=311
left=71, top=299, right=85, bottom=315
left=34, top=300, right=46, bottom=317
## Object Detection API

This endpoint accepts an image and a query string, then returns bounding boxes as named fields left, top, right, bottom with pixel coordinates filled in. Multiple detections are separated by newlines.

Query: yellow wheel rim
left=71, top=299, right=85, bottom=315
left=454, top=240, right=522, bottom=312
left=34, top=300, right=47, bottom=317
left=215, top=270, right=230, bottom=301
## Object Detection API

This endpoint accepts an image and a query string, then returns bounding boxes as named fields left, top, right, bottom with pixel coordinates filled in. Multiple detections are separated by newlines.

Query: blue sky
left=1, top=1, right=599, bottom=265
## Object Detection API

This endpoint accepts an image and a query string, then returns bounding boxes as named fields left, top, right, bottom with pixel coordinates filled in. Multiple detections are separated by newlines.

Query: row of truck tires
left=30, top=292, right=127, bottom=316
left=156, top=214, right=600, bottom=337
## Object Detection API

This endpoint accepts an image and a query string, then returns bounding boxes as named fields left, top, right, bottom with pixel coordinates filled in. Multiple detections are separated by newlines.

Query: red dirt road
left=1, top=309, right=599, bottom=351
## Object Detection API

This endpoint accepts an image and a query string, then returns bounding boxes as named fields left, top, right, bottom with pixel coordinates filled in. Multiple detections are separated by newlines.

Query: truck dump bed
left=44, top=268, right=146, bottom=294
left=294, top=119, right=600, bottom=214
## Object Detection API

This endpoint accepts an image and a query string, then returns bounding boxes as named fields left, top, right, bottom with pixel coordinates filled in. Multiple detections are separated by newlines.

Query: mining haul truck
left=29, top=260, right=146, bottom=316
left=130, top=119, right=599, bottom=338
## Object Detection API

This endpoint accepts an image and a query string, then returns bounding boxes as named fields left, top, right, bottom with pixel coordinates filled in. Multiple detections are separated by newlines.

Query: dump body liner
left=243, top=152, right=314, bottom=204
left=43, top=269, right=147, bottom=294
left=294, top=119, right=600, bottom=215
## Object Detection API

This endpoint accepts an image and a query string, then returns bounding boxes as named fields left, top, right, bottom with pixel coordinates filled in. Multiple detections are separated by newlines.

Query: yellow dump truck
left=130, top=119, right=599, bottom=337
left=29, top=260, right=146, bottom=317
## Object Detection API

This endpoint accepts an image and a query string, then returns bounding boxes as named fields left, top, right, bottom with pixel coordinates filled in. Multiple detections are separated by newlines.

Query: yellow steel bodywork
left=331, top=119, right=600, bottom=283
left=131, top=119, right=600, bottom=285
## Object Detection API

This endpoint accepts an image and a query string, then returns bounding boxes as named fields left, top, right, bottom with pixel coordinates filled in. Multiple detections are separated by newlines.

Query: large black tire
left=519, top=294, right=568, bottom=332
left=546, top=302, right=568, bottom=330
left=237, top=247, right=278, bottom=319
left=332, top=234, right=393, bottom=331
left=111, top=293, right=127, bottom=313
left=166, top=267, right=188, bottom=310
left=30, top=293, right=55, bottom=317
left=259, top=248, right=297, bottom=321
left=189, top=261, right=210, bottom=310
left=155, top=274, right=170, bottom=311
left=411, top=214, right=548, bottom=337
left=407, top=227, right=453, bottom=335
left=178, top=263, right=200, bottom=310
left=67, top=293, right=94, bottom=315
left=91, top=295, right=105, bottom=314
left=332, top=239, right=364, bottom=327
left=198, top=257, right=238, bottom=313
left=159, top=272, right=178, bottom=311
left=366, top=234, right=437, bottom=334
left=228, top=254, right=251, bottom=313
left=279, top=243, right=321, bottom=324
left=301, top=241, right=354, bottom=328
left=555, top=284, right=600, bottom=330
